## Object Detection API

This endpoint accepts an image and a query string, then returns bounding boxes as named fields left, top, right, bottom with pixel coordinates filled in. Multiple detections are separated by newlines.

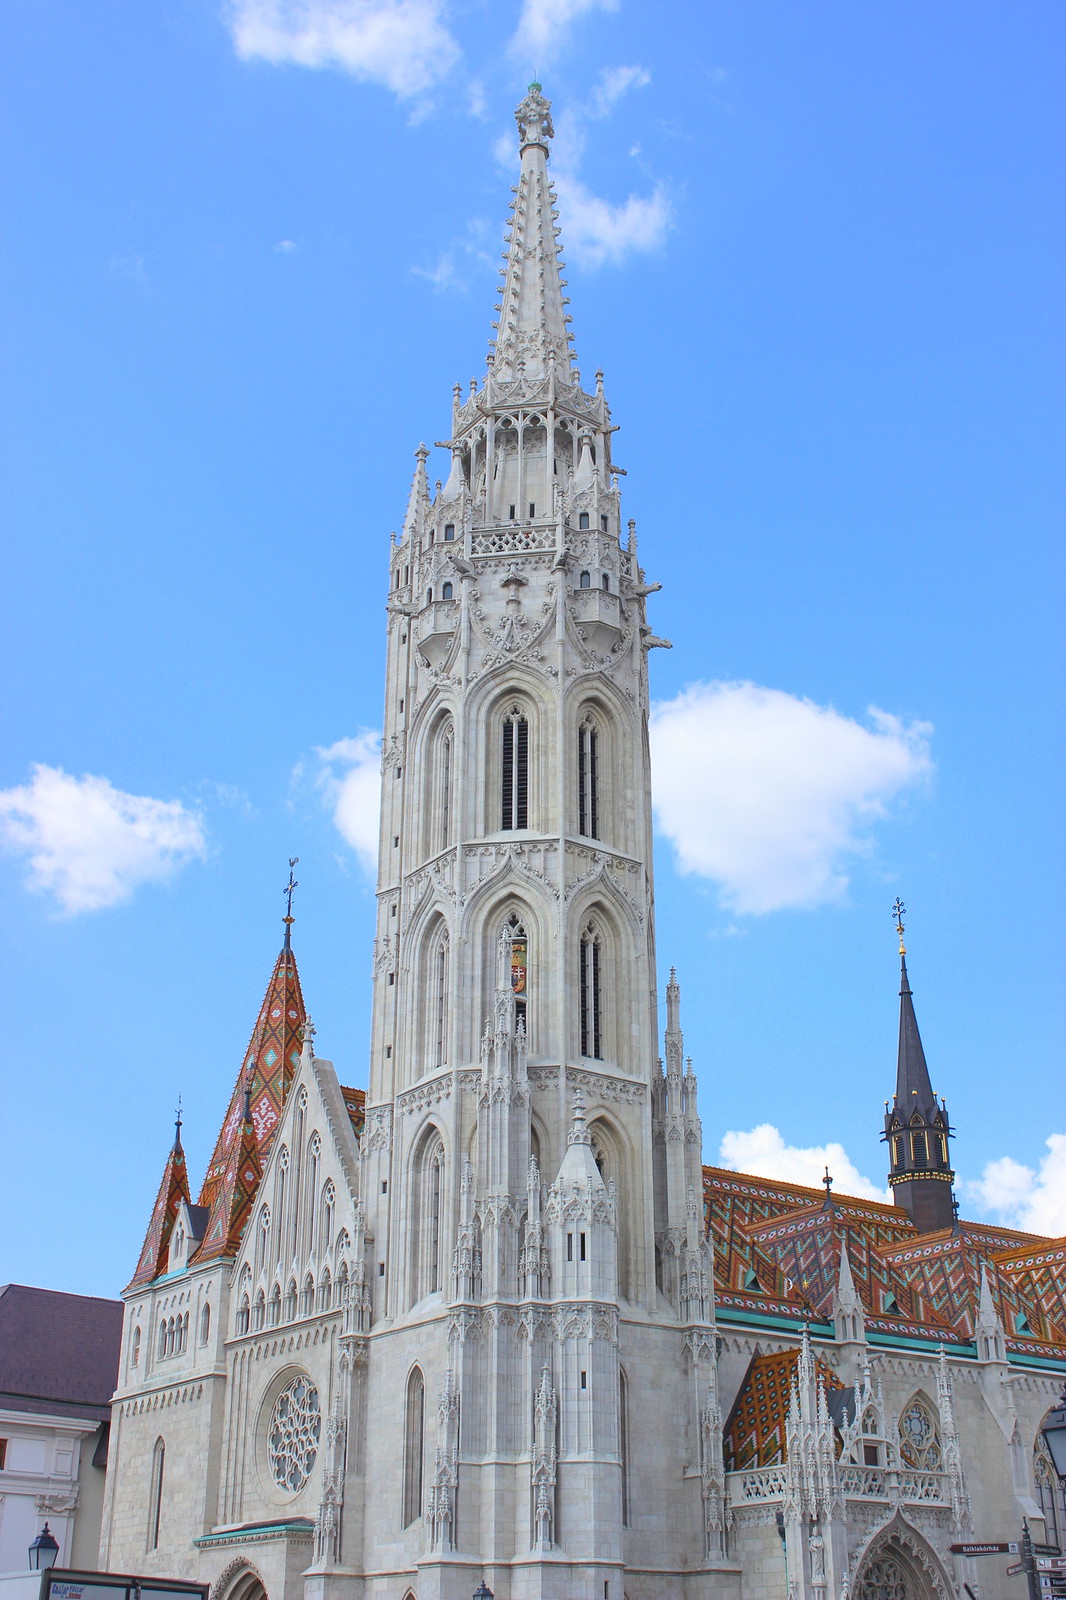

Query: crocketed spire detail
left=490, top=83, right=572, bottom=381
left=194, top=943, right=306, bottom=1262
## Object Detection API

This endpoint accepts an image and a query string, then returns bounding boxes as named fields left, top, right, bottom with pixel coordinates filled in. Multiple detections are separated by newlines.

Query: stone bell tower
left=352, top=82, right=724, bottom=1600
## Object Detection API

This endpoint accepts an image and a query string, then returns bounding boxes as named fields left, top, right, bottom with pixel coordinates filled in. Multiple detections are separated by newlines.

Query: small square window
left=388, top=973, right=395, bottom=985
left=444, top=524, right=455, bottom=541
left=601, top=514, right=608, bottom=530
left=381, top=1180, right=388, bottom=1194
left=509, top=504, right=516, bottom=520
left=579, top=512, right=590, bottom=530
left=378, top=1262, right=385, bottom=1276
left=529, top=502, right=536, bottom=517
left=385, top=1045, right=392, bottom=1058
left=580, top=1370, right=587, bottom=1390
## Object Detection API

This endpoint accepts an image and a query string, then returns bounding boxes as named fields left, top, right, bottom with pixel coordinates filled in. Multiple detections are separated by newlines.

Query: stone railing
left=728, top=1465, right=949, bottom=1508
left=472, top=525, right=555, bottom=555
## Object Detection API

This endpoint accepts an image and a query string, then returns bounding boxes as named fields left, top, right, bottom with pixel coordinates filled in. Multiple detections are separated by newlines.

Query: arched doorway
left=211, top=1561, right=267, bottom=1600
left=851, top=1513, right=953, bottom=1600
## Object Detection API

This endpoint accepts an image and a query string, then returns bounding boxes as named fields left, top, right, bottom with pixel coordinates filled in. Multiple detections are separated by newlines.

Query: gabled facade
left=101, top=83, right=1066, bottom=1600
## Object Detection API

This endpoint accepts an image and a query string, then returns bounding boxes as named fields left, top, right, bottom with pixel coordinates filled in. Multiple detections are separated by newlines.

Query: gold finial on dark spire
left=283, top=857, right=299, bottom=948
left=892, top=897, right=906, bottom=955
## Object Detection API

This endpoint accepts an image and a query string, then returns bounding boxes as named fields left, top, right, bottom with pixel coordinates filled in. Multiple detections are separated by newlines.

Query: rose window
left=898, top=1400, right=941, bottom=1469
left=267, top=1375, right=321, bottom=1492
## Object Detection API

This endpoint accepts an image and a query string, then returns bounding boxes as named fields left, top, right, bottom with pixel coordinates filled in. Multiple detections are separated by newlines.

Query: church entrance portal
left=852, top=1515, right=952, bottom=1600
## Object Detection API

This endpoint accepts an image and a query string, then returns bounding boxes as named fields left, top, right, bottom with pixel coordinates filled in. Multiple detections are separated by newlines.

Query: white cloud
left=650, top=681, right=933, bottom=914
left=966, top=1136, right=1066, bottom=1237
left=313, top=732, right=382, bottom=871
left=227, top=0, right=459, bottom=99
left=273, top=238, right=298, bottom=253
left=590, top=64, right=650, bottom=119
left=554, top=172, right=671, bottom=269
left=718, top=1124, right=891, bottom=1204
left=0, top=764, right=206, bottom=914
left=511, top=0, right=617, bottom=61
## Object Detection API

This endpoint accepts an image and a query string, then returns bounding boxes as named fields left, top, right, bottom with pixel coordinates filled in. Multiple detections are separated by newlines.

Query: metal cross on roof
left=893, top=897, right=907, bottom=955
left=283, top=857, right=299, bottom=947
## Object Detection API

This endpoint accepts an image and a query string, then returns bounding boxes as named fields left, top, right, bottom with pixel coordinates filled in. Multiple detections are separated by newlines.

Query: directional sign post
left=950, top=1523, right=1055, bottom=1600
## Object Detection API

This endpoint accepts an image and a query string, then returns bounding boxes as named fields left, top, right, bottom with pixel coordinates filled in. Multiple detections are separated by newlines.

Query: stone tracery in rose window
left=897, top=1397, right=941, bottom=1470
left=268, top=1374, right=321, bottom=1492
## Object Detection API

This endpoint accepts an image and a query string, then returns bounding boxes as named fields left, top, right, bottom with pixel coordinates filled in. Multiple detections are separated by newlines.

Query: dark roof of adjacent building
left=0, top=1284, right=123, bottom=1421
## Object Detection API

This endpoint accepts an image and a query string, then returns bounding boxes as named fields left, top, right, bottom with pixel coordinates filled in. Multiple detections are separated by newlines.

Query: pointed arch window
left=321, top=1181, right=335, bottom=1251
left=898, top=1397, right=941, bottom=1470
left=402, top=1367, right=426, bottom=1527
left=578, top=716, right=599, bottom=838
left=441, top=581, right=453, bottom=600
left=415, top=1135, right=446, bottom=1299
left=501, top=707, right=529, bottom=830
left=237, top=1294, right=250, bottom=1335
left=318, top=1268, right=332, bottom=1311
left=199, top=1303, right=211, bottom=1346
left=301, top=1274, right=314, bottom=1317
left=306, top=1135, right=321, bottom=1256
left=579, top=570, right=591, bottom=588
left=579, top=921, right=603, bottom=1060
left=439, top=724, right=454, bottom=851
left=148, top=1438, right=165, bottom=1551
left=130, top=1325, right=141, bottom=1368
left=253, top=1290, right=266, bottom=1331
left=268, top=1285, right=282, bottom=1327
left=508, top=915, right=528, bottom=1033
left=1036, top=1439, right=1066, bottom=1549
left=255, top=1206, right=270, bottom=1276
left=284, top=1280, right=298, bottom=1322
left=433, top=936, right=449, bottom=1068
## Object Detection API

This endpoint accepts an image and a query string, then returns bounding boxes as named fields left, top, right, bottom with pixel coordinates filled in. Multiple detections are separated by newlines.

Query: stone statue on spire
left=515, top=81, right=554, bottom=149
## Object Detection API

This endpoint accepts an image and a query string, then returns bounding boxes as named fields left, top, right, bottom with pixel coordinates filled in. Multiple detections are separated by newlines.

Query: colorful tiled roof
left=723, top=1348, right=844, bottom=1470
left=704, top=1165, right=1066, bottom=1356
left=128, top=1128, right=190, bottom=1288
left=340, top=1085, right=366, bottom=1141
left=194, top=945, right=306, bottom=1265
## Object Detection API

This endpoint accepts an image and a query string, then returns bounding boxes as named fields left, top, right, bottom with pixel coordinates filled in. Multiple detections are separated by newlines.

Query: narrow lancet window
left=439, top=728, right=453, bottom=850
left=579, top=922, right=603, bottom=1060
left=578, top=719, right=599, bottom=838
left=402, top=1367, right=425, bottom=1526
left=501, top=709, right=529, bottom=830
left=434, top=938, right=448, bottom=1067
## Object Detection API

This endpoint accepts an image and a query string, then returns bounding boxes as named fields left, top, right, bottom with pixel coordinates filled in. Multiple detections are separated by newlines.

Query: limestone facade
left=99, top=84, right=1066, bottom=1600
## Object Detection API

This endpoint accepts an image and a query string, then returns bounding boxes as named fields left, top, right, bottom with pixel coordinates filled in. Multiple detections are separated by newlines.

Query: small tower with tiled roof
left=128, top=1109, right=191, bottom=1288
left=882, top=903, right=954, bottom=1233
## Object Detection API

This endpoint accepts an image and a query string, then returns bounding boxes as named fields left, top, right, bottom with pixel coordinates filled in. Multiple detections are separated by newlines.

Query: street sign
left=1007, top=1564, right=1026, bottom=1576
left=1037, top=1559, right=1066, bottom=1572
left=951, top=1543, right=1020, bottom=1556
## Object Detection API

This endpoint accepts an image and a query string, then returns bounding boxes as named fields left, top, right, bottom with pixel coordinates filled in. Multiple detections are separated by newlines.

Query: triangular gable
left=128, top=1135, right=191, bottom=1289
left=193, top=946, right=306, bottom=1264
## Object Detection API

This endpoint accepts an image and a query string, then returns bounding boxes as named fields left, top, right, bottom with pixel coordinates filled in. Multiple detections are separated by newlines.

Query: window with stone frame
left=897, top=1396, right=941, bottom=1470
left=1036, top=1438, right=1066, bottom=1549
left=402, top=1366, right=426, bottom=1527
left=579, top=920, right=603, bottom=1060
left=501, top=706, right=529, bottom=830
left=148, top=1438, right=165, bottom=1551
left=577, top=715, right=599, bottom=839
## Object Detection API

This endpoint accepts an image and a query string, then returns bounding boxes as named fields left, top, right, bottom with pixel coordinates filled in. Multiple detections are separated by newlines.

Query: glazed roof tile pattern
left=194, top=946, right=306, bottom=1265
left=340, top=1086, right=366, bottom=1141
left=704, top=1165, right=1066, bottom=1356
left=723, top=1348, right=844, bottom=1470
left=128, top=1132, right=191, bottom=1288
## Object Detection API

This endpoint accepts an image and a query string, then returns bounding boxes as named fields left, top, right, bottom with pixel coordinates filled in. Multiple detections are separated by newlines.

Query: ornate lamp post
left=28, top=1524, right=60, bottom=1571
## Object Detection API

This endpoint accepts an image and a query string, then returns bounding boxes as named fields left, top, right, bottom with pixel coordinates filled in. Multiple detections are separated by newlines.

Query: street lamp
left=28, top=1524, right=60, bottom=1571
left=472, top=1585, right=494, bottom=1600
left=1041, top=1384, right=1066, bottom=1482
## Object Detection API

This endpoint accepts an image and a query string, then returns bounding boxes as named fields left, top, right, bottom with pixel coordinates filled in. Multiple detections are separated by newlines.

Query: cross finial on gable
left=892, top=896, right=906, bottom=955
left=283, top=857, right=300, bottom=948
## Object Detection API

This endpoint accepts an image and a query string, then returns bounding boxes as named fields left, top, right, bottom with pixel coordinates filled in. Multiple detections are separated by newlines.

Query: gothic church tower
left=355, top=82, right=723, bottom=1597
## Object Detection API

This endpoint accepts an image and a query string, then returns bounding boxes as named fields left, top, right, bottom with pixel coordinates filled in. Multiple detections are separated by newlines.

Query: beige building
left=0, top=1284, right=121, bottom=1574
left=99, top=84, right=1066, bottom=1600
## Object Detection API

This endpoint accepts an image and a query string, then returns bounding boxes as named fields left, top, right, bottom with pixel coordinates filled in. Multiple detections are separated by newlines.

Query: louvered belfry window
left=501, top=709, right=529, bottom=830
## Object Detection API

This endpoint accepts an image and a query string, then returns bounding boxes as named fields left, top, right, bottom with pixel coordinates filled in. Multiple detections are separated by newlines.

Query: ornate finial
left=515, top=81, right=554, bottom=150
left=242, top=1071, right=253, bottom=1125
left=951, top=1191, right=960, bottom=1235
left=567, top=1086, right=591, bottom=1145
left=174, top=1094, right=183, bottom=1147
left=892, top=897, right=906, bottom=955
left=822, top=1166, right=835, bottom=1210
left=301, top=1016, right=316, bottom=1052
left=283, top=857, right=300, bottom=947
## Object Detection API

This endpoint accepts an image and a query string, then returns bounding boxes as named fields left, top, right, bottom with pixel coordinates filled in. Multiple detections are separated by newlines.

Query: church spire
left=194, top=927, right=306, bottom=1262
left=128, top=1106, right=191, bottom=1288
left=882, top=902, right=954, bottom=1233
left=489, top=83, right=572, bottom=381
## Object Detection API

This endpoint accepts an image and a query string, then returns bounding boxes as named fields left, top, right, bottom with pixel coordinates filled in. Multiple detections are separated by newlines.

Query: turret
left=882, top=903, right=954, bottom=1232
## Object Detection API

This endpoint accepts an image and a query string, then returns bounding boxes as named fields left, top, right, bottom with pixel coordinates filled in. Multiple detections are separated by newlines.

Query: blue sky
left=2, top=0, right=1063, bottom=1298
